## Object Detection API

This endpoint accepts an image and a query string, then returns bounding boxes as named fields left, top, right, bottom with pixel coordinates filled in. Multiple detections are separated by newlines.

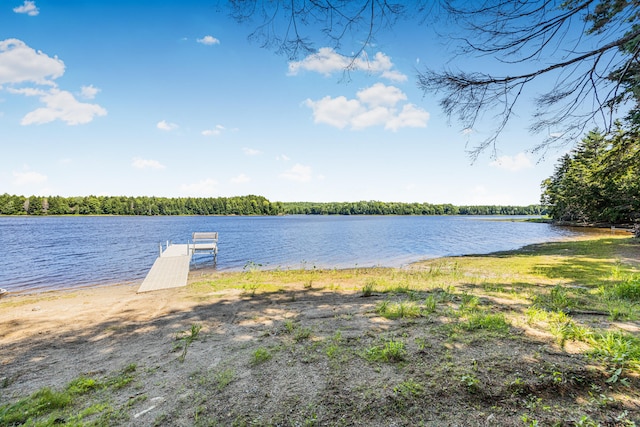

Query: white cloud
left=201, top=124, right=225, bottom=136
left=489, top=153, right=533, bottom=172
left=197, top=35, right=220, bottom=45
left=132, top=158, right=165, bottom=170
left=80, top=85, right=99, bottom=99
left=242, top=147, right=261, bottom=156
left=304, top=96, right=362, bottom=129
left=0, top=39, right=64, bottom=85
left=276, top=154, right=291, bottom=161
left=12, top=170, right=47, bottom=185
left=304, top=83, right=429, bottom=131
left=13, top=1, right=39, bottom=16
left=385, top=104, right=431, bottom=131
left=357, top=83, right=407, bottom=107
left=280, top=163, right=312, bottom=182
left=17, top=88, right=107, bottom=125
left=230, top=173, right=250, bottom=184
left=0, top=39, right=106, bottom=126
left=157, top=120, right=178, bottom=131
left=288, top=48, right=407, bottom=82
left=180, top=178, right=218, bottom=196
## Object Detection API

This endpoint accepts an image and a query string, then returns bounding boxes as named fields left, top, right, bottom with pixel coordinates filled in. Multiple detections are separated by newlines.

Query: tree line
left=541, top=121, right=640, bottom=225
left=0, top=193, right=544, bottom=217
left=282, top=201, right=543, bottom=216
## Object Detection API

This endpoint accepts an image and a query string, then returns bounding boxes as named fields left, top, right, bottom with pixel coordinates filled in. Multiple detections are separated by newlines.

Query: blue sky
left=1, top=1, right=567, bottom=205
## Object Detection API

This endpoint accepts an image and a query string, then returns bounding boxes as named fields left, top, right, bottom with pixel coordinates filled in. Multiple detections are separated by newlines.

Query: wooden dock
left=137, top=244, right=191, bottom=293
left=137, top=233, right=218, bottom=293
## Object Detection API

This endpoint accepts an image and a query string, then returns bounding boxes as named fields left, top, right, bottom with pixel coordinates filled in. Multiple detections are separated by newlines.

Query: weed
left=106, top=364, right=137, bottom=390
left=461, top=312, right=510, bottom=334
left=251, top=347, right=272, bottom=365
left=460, top=373, right=480, bottom=392
left=606, top=275, right=640, bottom=301
left=521, top=414, right=540, bottom=427
left=214, top=368, right=236, bottom=390
left=611, top=260, right=624, bottom=280
left=362, top=280, right=375, bottom=297
left=325, top=343, right=340, bottom=358
left=534, top=285, right=575, bottom=312
left=548, top=312, right=591, bottom=347
left=423, top=295, right=437, bottom=314
left=283, top=319, right=296, bottom=334
left=551, top=371, right=563, bottom=384
left=394, top=379, right=424, bottom=397
left=588, top=330, right=640, bottom=371
left=460, top=293, right=480, bottom=311
left=325, top=331, right=343, bottom=358
left=575, top=415, right=599, bottom=427
left=0, top=370, right=125, bottom=426
left=387, top=284, right=412, bottom=295
left=588, top=389, right=615, bottom=407
left=66, top=376, right=100, bottom=394
left=177, top=324, right=202, bottom=362
left=376, top=300, right=422, bottom=319
left=294, top=327, right=312, bottom=342
left=243, top=282, right=260, bottom=297
left=364, top=339, right=406, bottom=363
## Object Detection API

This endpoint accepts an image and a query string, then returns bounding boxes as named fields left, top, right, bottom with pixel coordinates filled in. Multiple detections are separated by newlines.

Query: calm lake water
left=0, top=215, right=582, bottom=294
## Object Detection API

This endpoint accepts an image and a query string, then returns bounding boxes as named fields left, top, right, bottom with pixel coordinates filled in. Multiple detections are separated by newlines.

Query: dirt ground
left=1, top=262, right=639, bottom=426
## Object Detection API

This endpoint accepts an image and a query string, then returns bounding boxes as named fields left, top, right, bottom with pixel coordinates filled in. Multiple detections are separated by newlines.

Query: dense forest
left=0, top=193, right=544, bottom=216
left=541, top=122, right=640, bottom=225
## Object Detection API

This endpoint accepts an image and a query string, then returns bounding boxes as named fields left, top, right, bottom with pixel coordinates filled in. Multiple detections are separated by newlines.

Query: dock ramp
left=138, top=244, right=191, bottom=293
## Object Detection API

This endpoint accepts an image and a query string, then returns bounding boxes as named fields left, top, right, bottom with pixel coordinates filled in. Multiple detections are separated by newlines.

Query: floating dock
left=137, top=233, right=218, bottom=293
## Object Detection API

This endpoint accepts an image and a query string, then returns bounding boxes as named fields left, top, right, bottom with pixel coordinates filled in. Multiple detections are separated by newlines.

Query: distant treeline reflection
left=0, top=194, right=544, bottom=216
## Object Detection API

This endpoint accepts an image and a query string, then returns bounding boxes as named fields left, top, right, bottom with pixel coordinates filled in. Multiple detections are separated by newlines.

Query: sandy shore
left=2, top=234, right=638, bottom=426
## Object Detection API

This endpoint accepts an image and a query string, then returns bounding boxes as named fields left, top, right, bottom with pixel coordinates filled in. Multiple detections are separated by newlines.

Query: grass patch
left=362, top=280, right=376, bottom=297
left=0, top=364, right=138, bottom=426
left=461, top=312, right=510, bottom=334
left=603, top=275, right=640, bottom=301
left=588, top=331, right=640, bottom=372
left=393, top=379, right=424, bottom=397
left=251, top=347, right=273, bottom=365
left=533, top=284, right=576, bottom=312
left=363, top=338, right=406, bottom=363
left=376, top=300, right=423, bottom=319
left=214, top=368, right=236, bottom=391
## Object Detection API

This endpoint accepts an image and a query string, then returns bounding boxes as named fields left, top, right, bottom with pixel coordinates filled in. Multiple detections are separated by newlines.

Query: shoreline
left=1, top=228, right=627, bottom=301
left=1, top=233, right=638, bottom=425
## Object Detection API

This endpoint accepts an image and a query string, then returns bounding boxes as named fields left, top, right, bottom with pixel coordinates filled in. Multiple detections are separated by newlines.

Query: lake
left=0, top=215, right=582, bottom=294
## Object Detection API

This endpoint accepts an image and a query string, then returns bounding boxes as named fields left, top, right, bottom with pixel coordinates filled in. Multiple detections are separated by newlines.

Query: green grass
left=533, top=284, right=576, bottom=312
left=214, top=368, right=236, bottom=391
left=588, top=331, right=640, bottom=371
left=461, top=312, right=510, bottom=333
left=0, top=364, right=139, bottom=426
left=251, top=347, right=273, bottom=365
left=363, top=339, right=406, bottom=363
left=176, top=324, right=202, bottom=362
left=375, top=300, right=423, bottom=319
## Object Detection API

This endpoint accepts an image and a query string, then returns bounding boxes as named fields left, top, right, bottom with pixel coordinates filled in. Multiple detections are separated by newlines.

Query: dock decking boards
left=137, top=244, right=191, bottom=293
